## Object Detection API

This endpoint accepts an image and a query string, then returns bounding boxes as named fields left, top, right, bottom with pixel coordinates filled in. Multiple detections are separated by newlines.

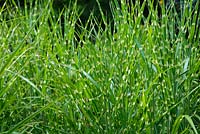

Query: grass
left=0, top=0, right=199, bottom=133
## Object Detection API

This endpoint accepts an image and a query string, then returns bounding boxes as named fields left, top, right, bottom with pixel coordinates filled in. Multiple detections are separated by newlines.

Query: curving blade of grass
left=4, top=103, right=52, bottom=134
left=172, top=115, right=199, bottom=134
left=6, top=69, right=44, bottom=97
left=0, top=47, right=33, bottom=98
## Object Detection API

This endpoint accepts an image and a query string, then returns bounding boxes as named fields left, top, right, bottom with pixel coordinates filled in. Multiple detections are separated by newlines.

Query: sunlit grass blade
left=5, top=103, right=52, bottom=134
left=0, top=47, right=32, bottom=98
left=172, top=115, right=199, bottom=134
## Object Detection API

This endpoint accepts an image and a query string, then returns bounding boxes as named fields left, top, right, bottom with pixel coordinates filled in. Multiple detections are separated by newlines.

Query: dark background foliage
left=0, top=0, right=162, bottom=24
left=1, top=0, right=199, bottom=40
left=1, top=0, right=199, bottom=23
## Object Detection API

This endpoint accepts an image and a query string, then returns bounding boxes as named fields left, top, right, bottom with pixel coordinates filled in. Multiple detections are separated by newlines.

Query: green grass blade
left=5, top=103, right=52, bottom=134
left=183, top=115, right=198, bottom=134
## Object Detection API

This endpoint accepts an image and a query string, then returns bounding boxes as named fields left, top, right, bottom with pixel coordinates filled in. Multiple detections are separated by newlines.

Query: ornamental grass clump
left=0, top=0, right=199, bottom=133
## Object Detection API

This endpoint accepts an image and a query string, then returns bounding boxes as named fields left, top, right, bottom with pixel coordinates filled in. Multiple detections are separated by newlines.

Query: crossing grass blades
left=0, top=0, right=199, bottom=133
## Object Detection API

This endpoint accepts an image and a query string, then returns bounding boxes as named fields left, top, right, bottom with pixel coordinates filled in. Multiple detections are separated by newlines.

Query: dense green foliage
left=0, top=0, right=199, bottom=133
